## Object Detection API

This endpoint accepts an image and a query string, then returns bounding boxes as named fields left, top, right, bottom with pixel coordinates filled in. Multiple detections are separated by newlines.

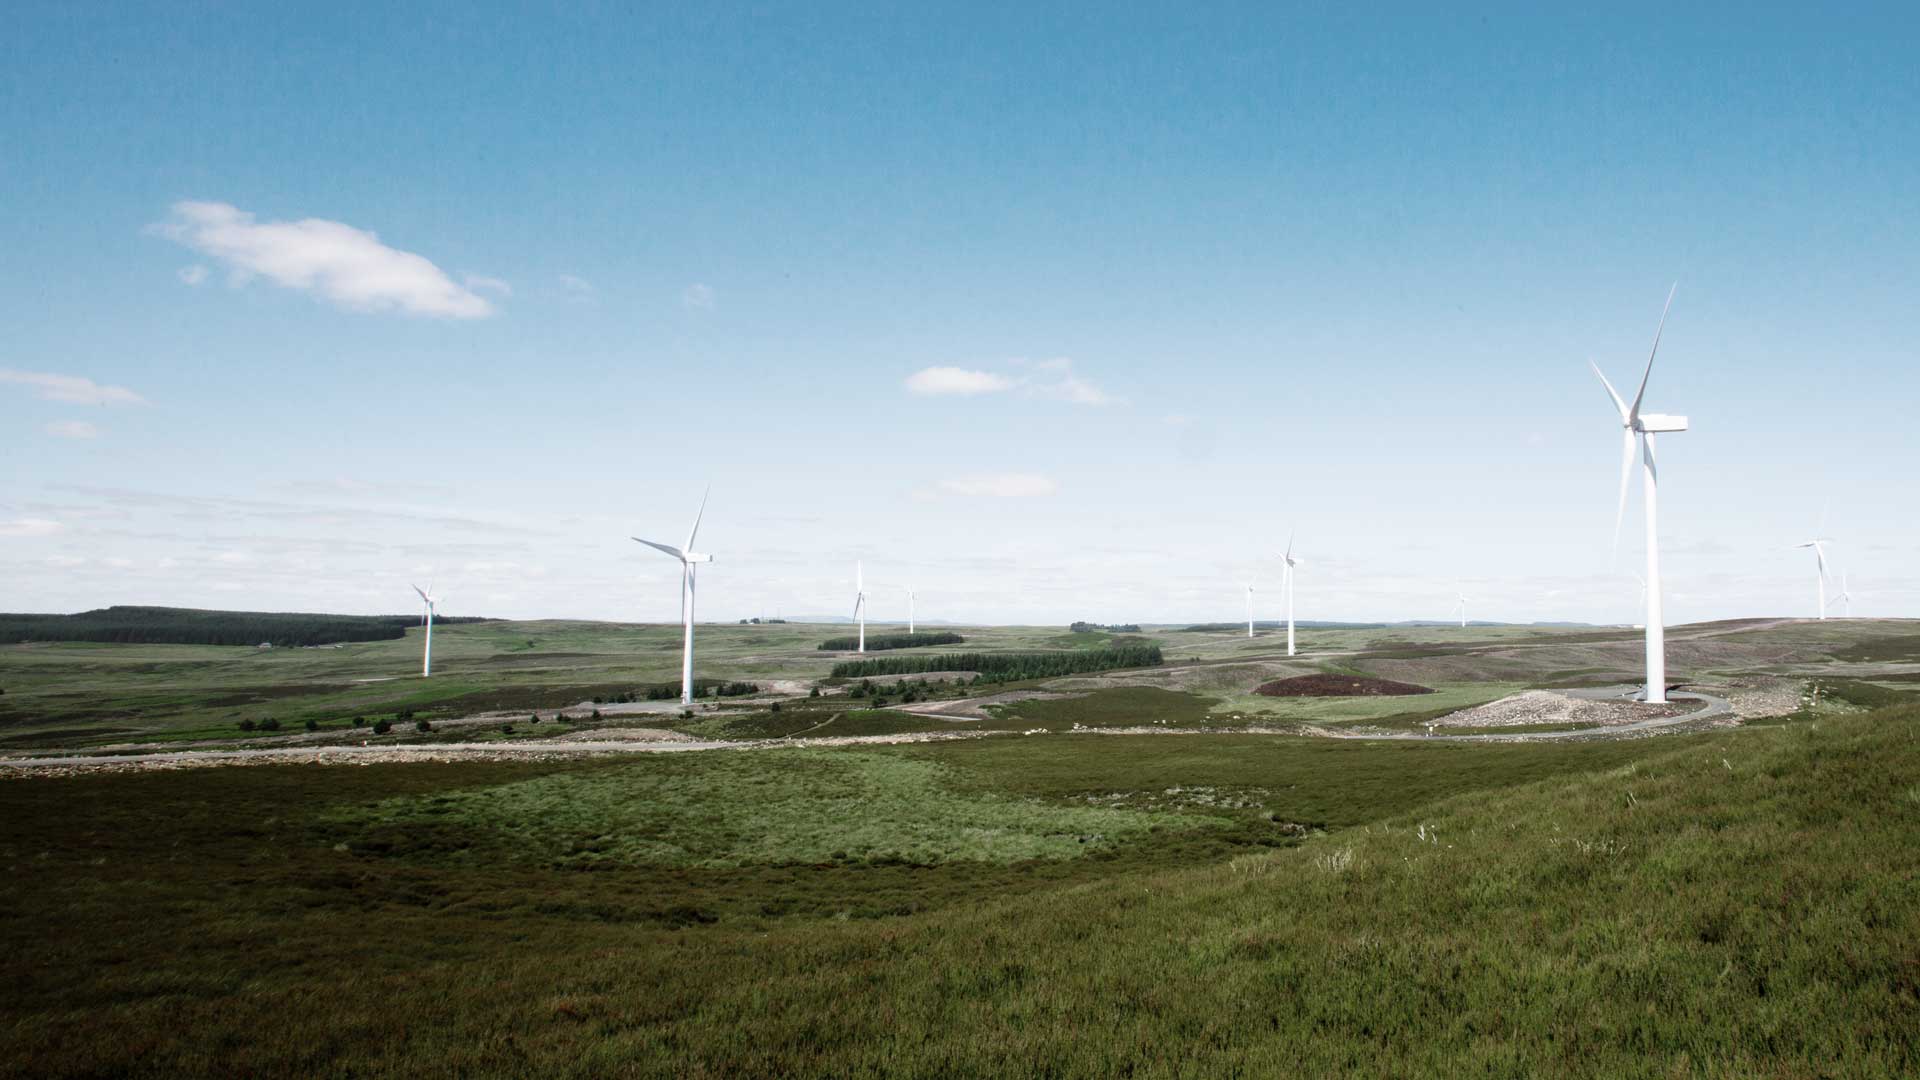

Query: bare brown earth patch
left=1255, top=674, right=1435, bottom=697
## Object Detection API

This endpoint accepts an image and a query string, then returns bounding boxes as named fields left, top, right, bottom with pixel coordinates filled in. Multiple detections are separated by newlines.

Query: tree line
left=829, top=645, right=1162, bottom=682
left=818, top=631, right=965, bottom=651
left=1070, top=621, right=1141, bottom=633
left=0, top=606, right=493, bottom=647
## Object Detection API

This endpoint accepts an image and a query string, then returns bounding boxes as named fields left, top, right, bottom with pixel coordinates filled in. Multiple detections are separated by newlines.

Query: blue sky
left=3, top=4, right=1915, bottom=624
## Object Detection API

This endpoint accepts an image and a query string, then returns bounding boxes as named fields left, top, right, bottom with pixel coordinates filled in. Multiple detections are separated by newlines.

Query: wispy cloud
left=45, top=420, right=100, bottom=439
left=0, top=369, right=146, bottom=406
left=149, top=201, right=494, bottom=319
left=0, top=518, right=64, bottom=538
left=559, top=274, right=596, bottom=302
left=681, top=282, right=715, bottom=309
left=905, top=366, right=1017, bottom=396
left=177, top=265, right=209, bottom=286
left=904, top=358, right=1116, bottom=405
left=464, top=274, right=512, bottom=297
left=937, top=473, right=1058, bottom=498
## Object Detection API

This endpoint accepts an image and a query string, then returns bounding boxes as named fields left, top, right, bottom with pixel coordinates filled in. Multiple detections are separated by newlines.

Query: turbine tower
left=1591, top=284, right=1687, bottom=704
left=853, top=561, right=867, bottom=652
left=411, top=582, right=436, bottom=677
left=632, top=488, right=713, bottom=707
left=1793, top=538, right=1833, bottom=619
left=1450, top=589, right=1468, bottom=628
left=1280, top=534, right=1300, bottom=657
left=907, top=585, right=915, bottom=635
left=1245, top=583, right=1255, bottom=638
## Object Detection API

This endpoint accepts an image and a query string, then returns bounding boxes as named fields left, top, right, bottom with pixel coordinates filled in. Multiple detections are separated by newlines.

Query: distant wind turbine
left=1591, top=283, right=1688, bottom=704
left=1245, top=583, right=1255, bottom=638
left=1450, top=588, right=1468, bottom=628
left=1793, top=537, right=1833, bottom=620
left=632, top=488, right=714, bottom=707
left=410, top=582, right=436, bottom=677
left=1280, top=534, right=1300, bottom=657
left=907, top=585, right=915, bottom=635
left=853, top=561, right=867, bottom=652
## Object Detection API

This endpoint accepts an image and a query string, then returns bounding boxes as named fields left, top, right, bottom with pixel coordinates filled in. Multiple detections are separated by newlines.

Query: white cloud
left=905, top=366, right=1017, bottom=396
left=45, top=420, right=101, bottom=439
left=0, top=518, right=64, bottom=538
left=681, top=282, right=716, bottom=309
left=905, top=358, right=1116, bottom=405
left=937, top=473, right=1059, bottom=498
left=0, top=369, right=146, bottom=406
left=178, top=265, right=209, bottom=286
left=559, top=274, right=596, bottom=301
left=150, top=201, right=493, bottom=319
left=45, top=554, right=86, bottom=568
left=1024, top=357, right=1116, bottom=405
left=465, top=274, right=512, bottom=297
left=1043, top=373, right=1115, bottom=406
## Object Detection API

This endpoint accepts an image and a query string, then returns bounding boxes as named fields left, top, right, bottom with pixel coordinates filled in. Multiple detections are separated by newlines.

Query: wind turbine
left=1450, top=588, right=1468, bottom=628
left=1591, top=284, right=1687, bottom=704
left=1792, top=537, right=1833, bottom=620
left=1280, top=534, right=1300, bottom=657
left=853, top=561, right=867, bottom=652
left=410, top=582, right=436, bottom=677
left=907, top=585, right=915, bottom=635
left=632, top=488, right=713, bottom=707
left=1245, top=583, right=1256, bottom=638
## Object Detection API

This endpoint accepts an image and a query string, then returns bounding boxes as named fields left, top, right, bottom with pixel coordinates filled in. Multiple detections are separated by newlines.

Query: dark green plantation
left=1, top=705, right=1916, bottom=1077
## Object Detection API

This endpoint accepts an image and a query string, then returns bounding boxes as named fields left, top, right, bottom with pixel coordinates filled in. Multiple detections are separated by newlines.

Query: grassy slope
left=1, top=707, right=1914, bottom=1076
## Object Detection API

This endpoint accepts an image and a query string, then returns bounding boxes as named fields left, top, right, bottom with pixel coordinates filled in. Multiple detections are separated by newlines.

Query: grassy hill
left=0, top=605, right=493, bottom=647
left=0, top=703, right=1912, bottom=1076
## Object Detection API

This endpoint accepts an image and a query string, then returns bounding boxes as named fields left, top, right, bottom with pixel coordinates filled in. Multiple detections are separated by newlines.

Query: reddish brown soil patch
left=1255, top=674, right=1435, bottom=697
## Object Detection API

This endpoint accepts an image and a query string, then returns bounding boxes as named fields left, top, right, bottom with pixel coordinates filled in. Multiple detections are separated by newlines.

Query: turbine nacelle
left=1635, top=414, right=1689, bottom=434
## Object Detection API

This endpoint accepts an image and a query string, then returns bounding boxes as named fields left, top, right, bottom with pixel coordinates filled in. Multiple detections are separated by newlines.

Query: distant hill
left=1179, top=620, right=1597, bottom=632
left=0, top=606, right=494, bottom=648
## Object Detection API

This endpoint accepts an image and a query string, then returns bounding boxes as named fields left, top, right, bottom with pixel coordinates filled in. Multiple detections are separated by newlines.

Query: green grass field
left=1, top=704, right=1914, bottom=1075
left=2, top=617, right=1918, bottom=1074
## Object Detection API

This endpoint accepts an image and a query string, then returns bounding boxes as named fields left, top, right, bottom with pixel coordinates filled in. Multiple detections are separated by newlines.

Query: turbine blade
left=1628, top=283, right=1676, bottom=423
left=411, top=583, right=428, bottom=603
left=1590, top=362, right=1630, bottom=423
left=683, top=485, right=710, bottom=552
left=1642, top=429, right=1658, bottom=484
left=1612, top=430, right=1636, bottom=558
left=633, top=537, right=687, bottom=560
left=1284, top=531, right=1294, bottom=560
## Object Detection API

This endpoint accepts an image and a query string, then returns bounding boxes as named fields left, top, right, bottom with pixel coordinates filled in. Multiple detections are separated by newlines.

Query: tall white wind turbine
left=1793, top=538, right=1833, bottom=619
left=853, top=561, right=867, bottom=652
left=907, top=585, right=915, bottom=635
left=1591, top=284, right=1688, bottom=704
left=1450, top=589, right=1468, bottom=628
left=632, top=488, right=714, bottom=707
left=1246, top=583, right=1256, bottom=638
left=411, top=583, right=436, bottom=677
left=1280, top=534, right=1300, bottom=657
